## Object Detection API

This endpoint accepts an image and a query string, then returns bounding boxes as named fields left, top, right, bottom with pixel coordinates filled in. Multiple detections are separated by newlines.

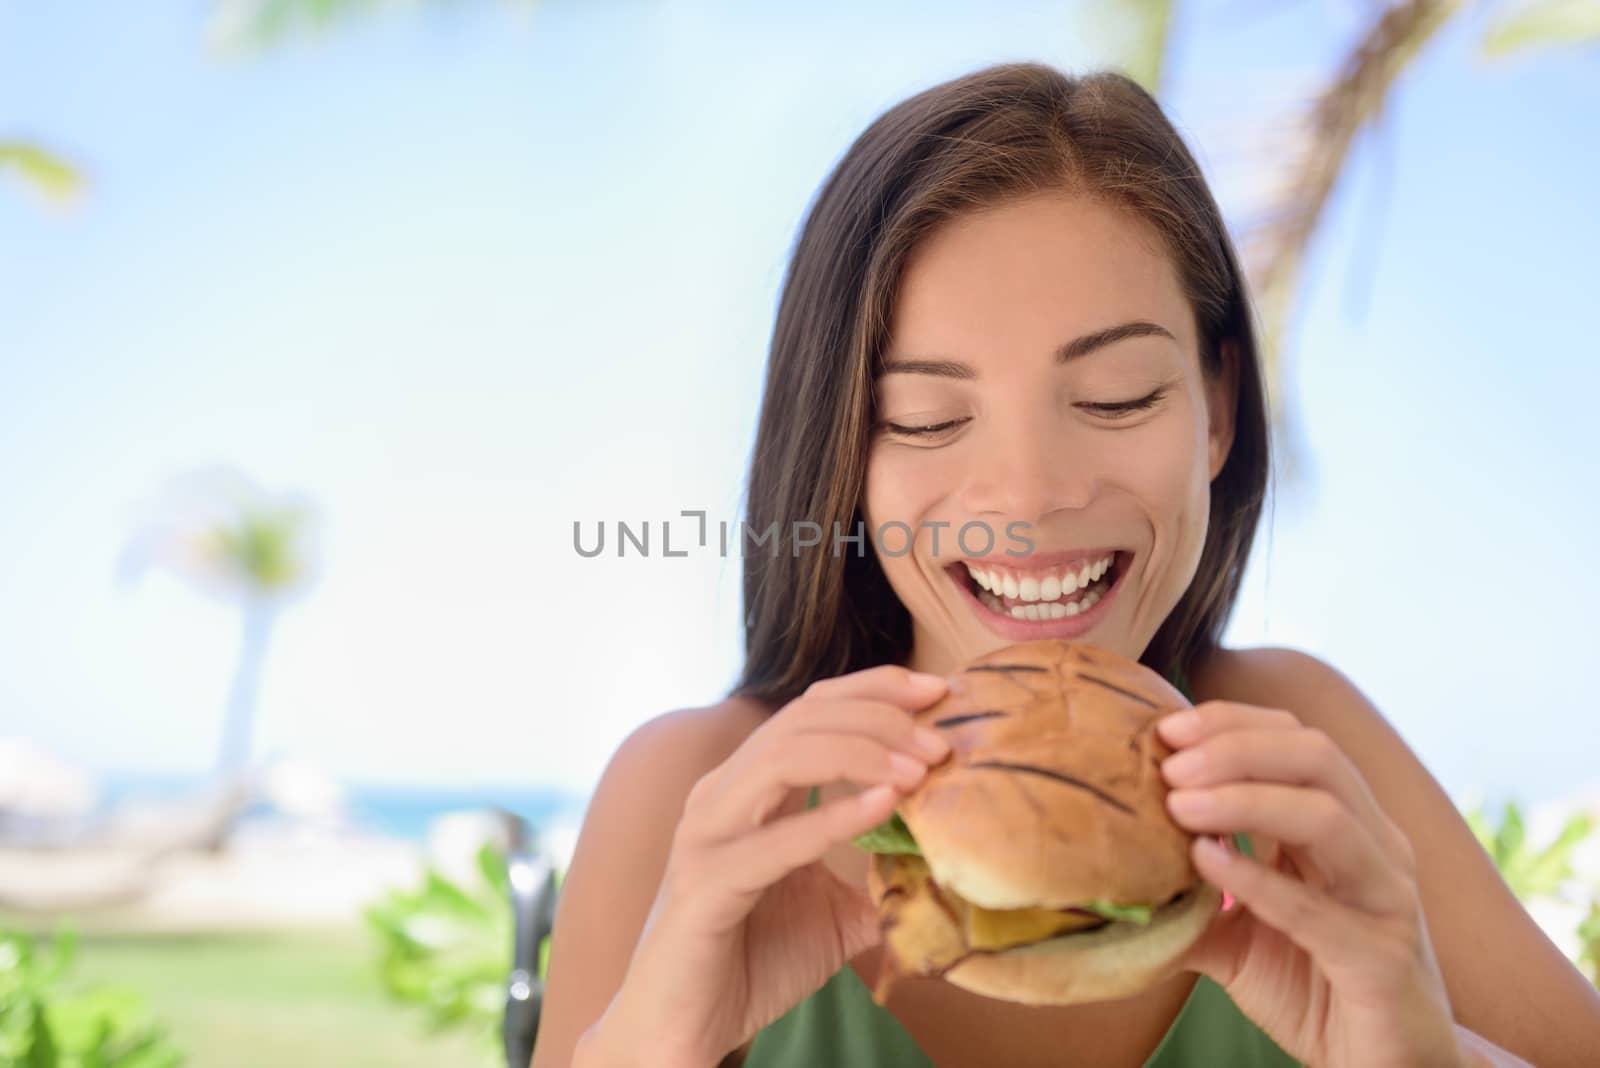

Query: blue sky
left=1, top=1, right=1596, bottom=804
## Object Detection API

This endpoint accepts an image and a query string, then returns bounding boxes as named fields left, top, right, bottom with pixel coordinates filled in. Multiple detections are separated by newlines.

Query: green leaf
left=1576, top=899, right=1600, bottom=985
left=1512, top=812, right=1594, bottom=897
left=36, top=926, right=77, bottom=988
left=363, top=857, right=516, bottom=1052
left=1079, top=899, right=1154, bottom=925
left=1495, top=801, right=1526, bottom=866
left=851, top=812, right=922, bottom=856
left=420, top=867, right=491, bottom=920
left=1481, top=0, right=1600, bottom=58
left=0, top=142, right=85, bottom=202
left=475, top=842, right=510, bottom=898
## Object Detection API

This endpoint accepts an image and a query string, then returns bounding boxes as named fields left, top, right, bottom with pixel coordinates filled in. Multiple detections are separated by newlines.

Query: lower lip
left=951, top=553, right=1129, bottom=641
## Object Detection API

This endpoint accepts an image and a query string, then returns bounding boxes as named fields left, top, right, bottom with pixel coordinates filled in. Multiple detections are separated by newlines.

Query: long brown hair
left=732, top=62, right=1271, bottom=709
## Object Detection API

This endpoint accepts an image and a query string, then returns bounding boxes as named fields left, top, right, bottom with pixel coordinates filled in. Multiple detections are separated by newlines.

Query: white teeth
left=969, top=552, right=1119, bottom=614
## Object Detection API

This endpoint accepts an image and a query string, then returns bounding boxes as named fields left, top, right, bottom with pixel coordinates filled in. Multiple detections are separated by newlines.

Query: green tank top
left=744, top=662, right=1304, bottom=1067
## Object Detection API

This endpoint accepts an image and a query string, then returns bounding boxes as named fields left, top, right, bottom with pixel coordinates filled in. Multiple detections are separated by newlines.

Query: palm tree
left=119, top=467, right=316, bottom=777
left=1088, top=0, right=1598, bottom=485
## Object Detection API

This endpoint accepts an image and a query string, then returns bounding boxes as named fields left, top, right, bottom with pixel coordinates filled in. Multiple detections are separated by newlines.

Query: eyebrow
left=879, top=319, right=1177, bottom=379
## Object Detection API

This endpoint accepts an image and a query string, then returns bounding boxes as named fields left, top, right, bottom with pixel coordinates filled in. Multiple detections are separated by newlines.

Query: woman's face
left=863, top=191, right=1238, bottom=676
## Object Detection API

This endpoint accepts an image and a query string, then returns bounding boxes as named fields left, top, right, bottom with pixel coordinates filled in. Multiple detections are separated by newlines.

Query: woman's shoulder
left=531, top=694, right=778, bottom=1065
left=1188, top=643, right=1363, bottom=730
left=613, top=693, right=775, bottom=783
left=581, top=693, right=778, bottom=837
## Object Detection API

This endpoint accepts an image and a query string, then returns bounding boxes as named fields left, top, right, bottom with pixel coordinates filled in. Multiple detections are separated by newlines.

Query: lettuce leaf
left=1078, top=899, right=1154, bottom=925
left=850, top=815, right=1154, bottom=925
left=851, top=811, right=922, bottom=856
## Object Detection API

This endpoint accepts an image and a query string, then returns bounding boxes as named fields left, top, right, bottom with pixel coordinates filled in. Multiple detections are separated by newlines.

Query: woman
left=535, top=63, right=1599, bottom=1067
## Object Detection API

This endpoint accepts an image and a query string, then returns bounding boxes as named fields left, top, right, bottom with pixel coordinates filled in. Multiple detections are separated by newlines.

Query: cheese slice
left=872, top=854, right=1111, bottom=965
left=961, top=900, right=1106, bottom=950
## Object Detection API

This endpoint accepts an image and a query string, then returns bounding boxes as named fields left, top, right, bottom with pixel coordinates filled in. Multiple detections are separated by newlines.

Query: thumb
left=819, top=868, right=882, bottom=958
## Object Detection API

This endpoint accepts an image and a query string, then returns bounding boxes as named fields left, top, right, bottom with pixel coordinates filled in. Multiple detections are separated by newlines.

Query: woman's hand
left=1157, top=702, right=1467, bottom=1068
left=588, top=666, right=951, bottom=1068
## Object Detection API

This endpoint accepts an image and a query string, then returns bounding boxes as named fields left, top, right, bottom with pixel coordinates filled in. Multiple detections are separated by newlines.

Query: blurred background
left=2, top=0, right=1597, bottom=1065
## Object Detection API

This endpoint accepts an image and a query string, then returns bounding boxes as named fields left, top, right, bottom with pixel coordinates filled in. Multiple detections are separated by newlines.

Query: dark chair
left=503, top=814, right=560, bottom=1068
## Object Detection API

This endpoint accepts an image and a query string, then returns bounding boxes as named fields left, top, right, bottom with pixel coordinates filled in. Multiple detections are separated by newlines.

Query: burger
left=854, top=639, right=1223, bottom=1006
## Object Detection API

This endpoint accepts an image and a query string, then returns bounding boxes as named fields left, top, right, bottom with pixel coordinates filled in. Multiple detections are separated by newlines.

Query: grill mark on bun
left=969, top=761, right=1137, bottom=816
left=965, top=663, right=1049, bottom=674
left=932, top=710, right=1009, bottom=728
left=1077, top=672, right=1160, bottom=709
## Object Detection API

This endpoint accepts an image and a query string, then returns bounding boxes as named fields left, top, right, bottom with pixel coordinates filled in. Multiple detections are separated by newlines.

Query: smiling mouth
left=948, top=551, right=1128, bottom=622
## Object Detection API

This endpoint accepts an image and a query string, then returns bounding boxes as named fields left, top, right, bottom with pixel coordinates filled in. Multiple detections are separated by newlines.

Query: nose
left=959, top=401, right=1099, bottom=526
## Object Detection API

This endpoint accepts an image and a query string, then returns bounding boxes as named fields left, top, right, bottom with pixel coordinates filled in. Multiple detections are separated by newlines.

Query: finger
left=1160, top=726, right=1391, bottom=845
left=712, top=783, right=903, bottom=898
left=704, top=732, right=932, bottom=841
left=1155, top=701, right=1299, bottom=748
left=802, top=664, right=949, bottom=709
left=782, top=698, right=951, bottom=763
left=1166, top=783, right=1409, bottom=914
left=1189, top=837, right=1424, bottom=990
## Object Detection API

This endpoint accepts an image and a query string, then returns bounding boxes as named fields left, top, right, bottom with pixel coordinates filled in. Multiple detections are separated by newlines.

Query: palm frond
left=1238, top=0, right=1464, bottom=481
left=1076, top=0, right=1177, bottom=96
left=206, top=0, right=540, bottom=53
left=0, top=142, right=85, bottom=203
left=1481, top=0, right=1600, bottom=58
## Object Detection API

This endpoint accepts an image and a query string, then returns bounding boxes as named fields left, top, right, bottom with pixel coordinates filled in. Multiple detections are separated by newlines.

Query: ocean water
left=341, top=784, right=586, bottom=841
left=93, top=774, right=587, bottom=843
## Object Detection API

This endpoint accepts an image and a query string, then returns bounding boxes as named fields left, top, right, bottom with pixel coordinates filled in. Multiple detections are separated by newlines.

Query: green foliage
left=0, top=927, right=183, bottom=1068
left=208, top=0, right=539, bottom=52
left=1465, top=799, right=1600, bottom=991
left=0, top=143, right=84, bottom=203
left=1481, top=0, right=1600, bottom=58
left=1074, top=0, right=1175, bottom=96
left=1578, top=899, right=1600, bottom=986
left=363, top=843, right=555, bottom=1049
left=1465, top=800, right=1595, bottom=900
left=205, top=506, right=308, bottom=594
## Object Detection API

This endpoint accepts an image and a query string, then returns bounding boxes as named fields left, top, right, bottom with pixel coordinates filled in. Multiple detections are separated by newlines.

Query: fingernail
left=1158, top=709, right=1201, bottom=740
left=1162, top=748, right=1204, bottom=782
left=911, top=727, right=950, bottom=761
left=907, top=671, right=947, bottom=691
left=1195, top=836, right=1230, bottom=866
left=859, top=784, right=896, bottom=809
left=1167, top=788, right=1210, bottom=816
left=888, top=751, right=927, bottom=785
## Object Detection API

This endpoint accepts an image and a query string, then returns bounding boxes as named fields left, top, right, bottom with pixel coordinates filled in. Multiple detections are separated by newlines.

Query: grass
left=21, top=925, right=500, bottom=1068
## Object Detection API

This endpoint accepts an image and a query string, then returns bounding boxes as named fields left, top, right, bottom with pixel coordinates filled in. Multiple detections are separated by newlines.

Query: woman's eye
left=878, top=417, right=970, bottom=439
left=1080, top=387, right=1168, bottom=420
